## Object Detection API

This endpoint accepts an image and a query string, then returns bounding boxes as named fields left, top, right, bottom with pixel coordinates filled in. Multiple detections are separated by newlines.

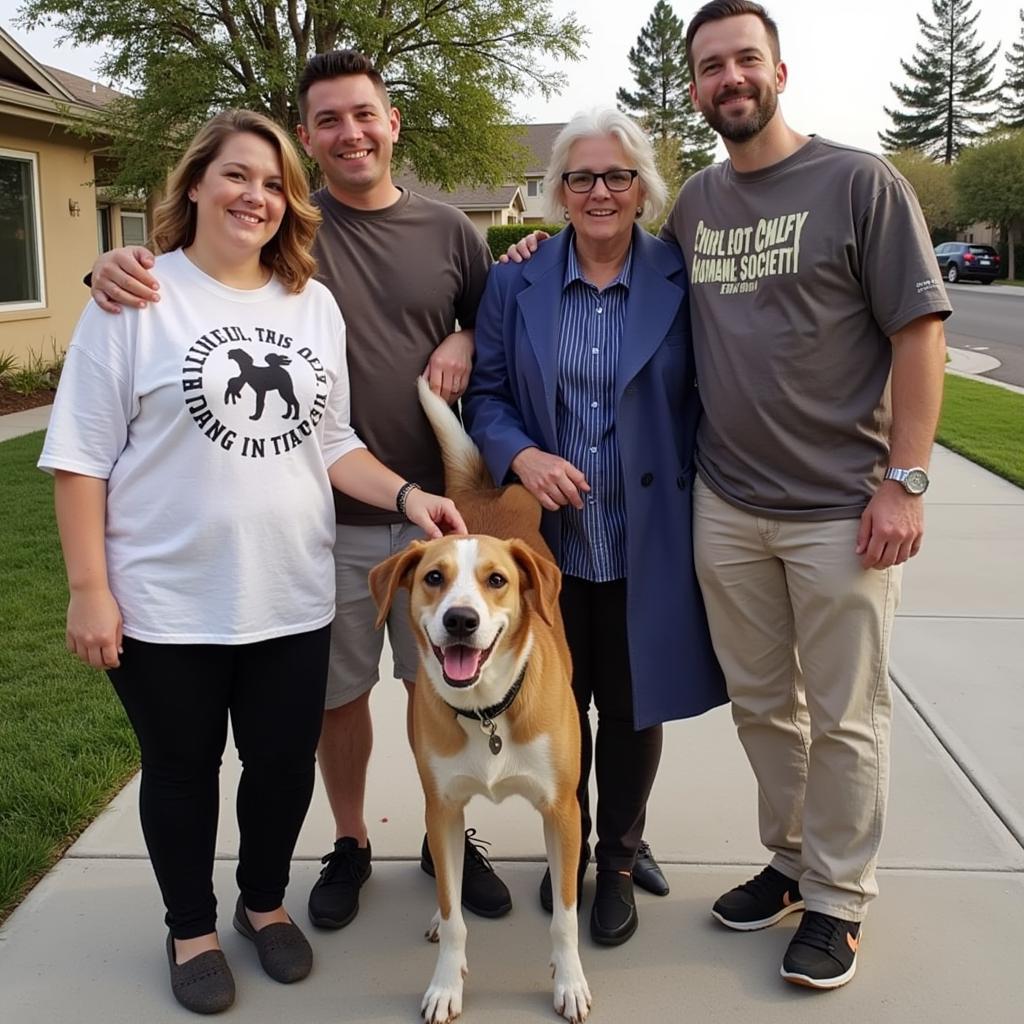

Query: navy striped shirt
left=556, top=238, right=633, bottom=582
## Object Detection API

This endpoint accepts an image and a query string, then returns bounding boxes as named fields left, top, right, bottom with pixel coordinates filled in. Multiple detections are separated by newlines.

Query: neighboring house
left=517, top=123, right=563, bottom=224
left=399, top=122, right=565, bottom=237
left=395, top=173, right=525, bottom=234
left=0, top=27, right=150, bottom=365
left=957, top=223, right=999, bottom=246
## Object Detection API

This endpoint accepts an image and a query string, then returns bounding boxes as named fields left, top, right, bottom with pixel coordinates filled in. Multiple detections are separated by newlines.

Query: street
left=945, top=282, right=1024, bottom=387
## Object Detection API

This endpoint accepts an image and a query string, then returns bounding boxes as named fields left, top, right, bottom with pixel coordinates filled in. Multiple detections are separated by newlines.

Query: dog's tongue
left=444, top=645, right=482, bottom=682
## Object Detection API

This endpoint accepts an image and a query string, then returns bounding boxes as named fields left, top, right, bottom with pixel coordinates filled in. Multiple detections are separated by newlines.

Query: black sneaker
left=781, top=910, right=861, bottom=989
left=590, top=871, right=638, bottom=945
left=307, top=837, right=371, bottom=929
left=711, top=865, right=803, bottom=931
left=421, top=828, right=512, bottom=918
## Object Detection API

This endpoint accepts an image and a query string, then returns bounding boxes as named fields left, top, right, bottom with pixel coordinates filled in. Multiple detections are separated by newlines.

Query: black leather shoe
left=539, top=842, right=591, bottom=913
left=308, top=837, right=372, bottom=929
left=590, top=871, right=638, bottom=946
left=632, top=839, right=669, bottom=896
left=421, top=828, right=512, bottom=918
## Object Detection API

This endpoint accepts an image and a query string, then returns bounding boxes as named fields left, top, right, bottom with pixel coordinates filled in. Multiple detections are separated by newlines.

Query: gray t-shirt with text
left=662, top=136, right=952, bottom=520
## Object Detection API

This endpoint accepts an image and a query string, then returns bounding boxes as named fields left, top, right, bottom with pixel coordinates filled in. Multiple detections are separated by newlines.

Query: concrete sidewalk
left=1, top=426, right=1022, bottom=1022
left=0, top=405, right=53, bottom=443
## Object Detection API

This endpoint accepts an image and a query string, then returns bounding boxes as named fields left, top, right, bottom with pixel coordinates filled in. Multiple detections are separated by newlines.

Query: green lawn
left=0, top=431, right=138, bottom=926
left=937, top=374, right=1024, bottom=489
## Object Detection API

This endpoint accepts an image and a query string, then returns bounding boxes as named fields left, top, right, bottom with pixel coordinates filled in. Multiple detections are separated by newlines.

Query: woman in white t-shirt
left=39, top=109, right=464, bottom=1015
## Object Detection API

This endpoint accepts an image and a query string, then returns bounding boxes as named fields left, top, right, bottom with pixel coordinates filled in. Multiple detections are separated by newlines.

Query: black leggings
left=108, top=626, right=330, bottom=939
left=560, top=576, right=663, bottom=873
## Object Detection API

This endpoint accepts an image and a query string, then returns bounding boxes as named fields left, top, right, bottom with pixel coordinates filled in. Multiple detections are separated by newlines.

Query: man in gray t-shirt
left=669, top=2, right=951, bottom=990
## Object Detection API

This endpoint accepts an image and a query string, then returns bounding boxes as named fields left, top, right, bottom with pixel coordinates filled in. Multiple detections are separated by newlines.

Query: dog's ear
left=368, top=541, right=427, bottom=628
left=508, top=539, right=562, bottom=628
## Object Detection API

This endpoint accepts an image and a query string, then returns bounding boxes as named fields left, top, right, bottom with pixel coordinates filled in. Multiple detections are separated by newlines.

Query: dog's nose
left=443, top=606, right=479, bottom=637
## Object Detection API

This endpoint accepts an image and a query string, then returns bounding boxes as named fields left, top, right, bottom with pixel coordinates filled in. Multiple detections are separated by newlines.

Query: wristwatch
left=884, top=466, right=929, bottom=495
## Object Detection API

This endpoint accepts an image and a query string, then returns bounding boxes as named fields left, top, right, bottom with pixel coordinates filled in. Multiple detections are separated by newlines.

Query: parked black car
left=933, top=242, right=1000, bottom=284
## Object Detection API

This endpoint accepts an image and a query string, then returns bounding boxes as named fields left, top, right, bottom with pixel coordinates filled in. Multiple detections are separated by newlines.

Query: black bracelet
left=395, top=481, right=422, bottom=517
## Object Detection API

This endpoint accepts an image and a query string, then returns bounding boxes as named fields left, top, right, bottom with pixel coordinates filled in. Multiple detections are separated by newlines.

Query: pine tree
left=1001, top=9, right=1024, bottom=129
left=616, top=1, right=716, bottom=182
left=880, top=0, right=1001, bottom=164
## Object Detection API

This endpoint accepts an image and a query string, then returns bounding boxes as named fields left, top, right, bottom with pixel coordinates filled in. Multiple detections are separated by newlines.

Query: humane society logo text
left=691, top=211, right=810, bottom=295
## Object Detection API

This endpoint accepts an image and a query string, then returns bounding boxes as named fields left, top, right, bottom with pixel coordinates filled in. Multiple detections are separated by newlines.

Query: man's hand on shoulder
left=91, top=246, right=160, bottom=313
left=501, top=230, right=549, bottom=264
left=856, top=481, right=925, bottom=570
left=423, top=328, right=474, bottom=403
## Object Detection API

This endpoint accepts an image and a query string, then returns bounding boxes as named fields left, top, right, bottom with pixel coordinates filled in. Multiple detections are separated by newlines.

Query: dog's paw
left=425, top=909, right=441, bottom=942
left=421, top=979, right=464, bottom=1024
left=552, top=957, right=591, bottom=1023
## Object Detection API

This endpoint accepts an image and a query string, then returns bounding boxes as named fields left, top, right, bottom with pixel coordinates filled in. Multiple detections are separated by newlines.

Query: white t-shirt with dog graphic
left=39, top=249, right=365, bottom=644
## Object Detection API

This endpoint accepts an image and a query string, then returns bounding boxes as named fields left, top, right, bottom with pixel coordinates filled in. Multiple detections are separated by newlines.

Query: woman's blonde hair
left=152, top=109, right=320, bottom=293
left=543, top=108, right=668, bottom=225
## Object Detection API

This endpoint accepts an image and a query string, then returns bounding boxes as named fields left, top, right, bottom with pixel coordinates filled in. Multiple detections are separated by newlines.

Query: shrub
left=486, top=223, right=564, bottom=260
left=3, top=340, right=65, bottom=396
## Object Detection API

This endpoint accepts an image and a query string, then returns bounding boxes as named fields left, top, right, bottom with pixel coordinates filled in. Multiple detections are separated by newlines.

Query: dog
left=368, top=378, right=590, bottom=1024
left=223, top=348, right=300, bottom=420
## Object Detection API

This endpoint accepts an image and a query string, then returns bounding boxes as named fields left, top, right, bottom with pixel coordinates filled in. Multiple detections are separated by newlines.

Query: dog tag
left=488, top=732, right=503, bottom=756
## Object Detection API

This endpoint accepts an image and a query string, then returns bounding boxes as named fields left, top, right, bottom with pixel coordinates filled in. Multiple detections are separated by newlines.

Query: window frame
left=0, top=147, right=46, bottom=312
left=120, top=210, right=148, bottom=246
left=97, top=205, right=112, bottom=252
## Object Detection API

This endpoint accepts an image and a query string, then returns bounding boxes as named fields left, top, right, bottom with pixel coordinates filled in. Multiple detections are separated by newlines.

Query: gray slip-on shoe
left=232, top=895, right=313, bottom=984
left=165, top=932, right=235, bottom=1014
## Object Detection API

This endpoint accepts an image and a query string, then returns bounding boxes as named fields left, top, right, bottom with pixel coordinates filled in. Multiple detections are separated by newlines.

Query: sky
left=3, top=0, right=1021, bottom=158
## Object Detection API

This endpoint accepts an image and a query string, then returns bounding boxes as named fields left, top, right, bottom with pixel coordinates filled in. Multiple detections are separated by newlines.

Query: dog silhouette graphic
left=224, top=349, right=300, bottom=421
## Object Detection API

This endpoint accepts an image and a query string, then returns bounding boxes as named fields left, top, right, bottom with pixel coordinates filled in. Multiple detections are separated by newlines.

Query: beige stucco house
left=0, top=27, right=151, bottom=365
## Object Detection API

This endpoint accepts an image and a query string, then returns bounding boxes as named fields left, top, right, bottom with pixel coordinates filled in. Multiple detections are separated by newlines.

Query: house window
left=0, top=149, right=45, bottom=309
left=120, top=211, right=147, bottom=245
left=527, top=178, right=544, bottom=197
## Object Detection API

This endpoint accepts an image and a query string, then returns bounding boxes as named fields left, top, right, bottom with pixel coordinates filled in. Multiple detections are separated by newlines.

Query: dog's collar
left=445, top=662, right=528, bottom=756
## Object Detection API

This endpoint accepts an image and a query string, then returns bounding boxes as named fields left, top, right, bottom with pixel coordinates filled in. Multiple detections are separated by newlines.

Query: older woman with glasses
left=462, top=108, right=725, bottom=945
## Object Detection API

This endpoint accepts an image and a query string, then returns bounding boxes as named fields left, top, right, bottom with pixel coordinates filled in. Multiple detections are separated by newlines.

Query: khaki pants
left=693, top=478, right=901, bottom=921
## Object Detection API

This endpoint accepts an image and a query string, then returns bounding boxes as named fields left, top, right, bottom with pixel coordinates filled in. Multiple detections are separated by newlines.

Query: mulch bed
left=0, top=385, right=56, bottom=416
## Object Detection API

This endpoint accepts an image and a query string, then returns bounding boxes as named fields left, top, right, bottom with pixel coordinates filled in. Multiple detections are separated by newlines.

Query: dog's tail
left=417, top=376, right=494, bottom=494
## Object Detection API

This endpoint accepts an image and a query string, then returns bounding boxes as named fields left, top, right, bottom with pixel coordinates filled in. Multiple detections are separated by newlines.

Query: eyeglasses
left=561, top=169, right=639, bottom=194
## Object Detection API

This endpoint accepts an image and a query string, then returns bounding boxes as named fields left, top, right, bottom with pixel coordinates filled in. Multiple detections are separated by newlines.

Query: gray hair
left=542, top=108, right=668, bottom=224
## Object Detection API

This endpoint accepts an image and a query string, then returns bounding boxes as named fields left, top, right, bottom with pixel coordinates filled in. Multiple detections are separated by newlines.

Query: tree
left=17, top=1, right=586, bottom=195
left=1000, top=8, right=1024, bottom=129
left=879, top=0, right=1000, bottom=164
left=888, top=150, right=957, bottom=239
left=616, top=1, right=715, bottom=183
left=954, top=130, right=1024, bottom=278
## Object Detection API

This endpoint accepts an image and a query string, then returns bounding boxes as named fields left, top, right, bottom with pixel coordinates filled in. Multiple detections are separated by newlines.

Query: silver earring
left=563, top=209, right=570, bottom=222
left=635, top=206, right=644, bottom=219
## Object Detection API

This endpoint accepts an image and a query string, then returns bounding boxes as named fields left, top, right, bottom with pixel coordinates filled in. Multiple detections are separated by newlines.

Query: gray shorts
left=325, top=521, right=425, bottom=710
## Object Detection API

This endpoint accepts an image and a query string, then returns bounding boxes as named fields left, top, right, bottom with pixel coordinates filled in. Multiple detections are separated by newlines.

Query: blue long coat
left=463, top=227, right=726, bottom=729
